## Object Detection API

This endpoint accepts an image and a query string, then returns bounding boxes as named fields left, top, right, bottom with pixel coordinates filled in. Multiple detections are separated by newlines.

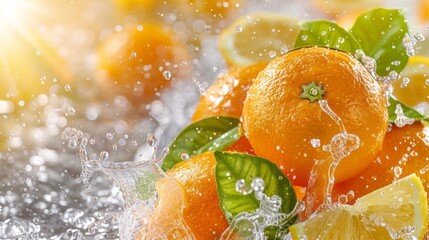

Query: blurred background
left=0, top=0, right=427, bottom=239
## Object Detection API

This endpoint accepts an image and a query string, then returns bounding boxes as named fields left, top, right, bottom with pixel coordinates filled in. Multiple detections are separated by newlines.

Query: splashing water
left=302, top=100, right=360, bottom=219
left=394, top=104, right=415, bottom=127
left=220, top=178, right=304, bottom=240
left=62, top=128, right=195, bottom=240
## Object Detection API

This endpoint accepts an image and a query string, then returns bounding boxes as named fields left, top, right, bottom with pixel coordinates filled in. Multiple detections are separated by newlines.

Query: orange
left=334, top=10, right=363, bottom=29
left=333, top=123, right=429, bottom=203
left=225, top=135, right=255, bottom=155
left=135, top=177, right=195, bottom=239
left=166, top=152, right=229, bottom=239
left=242, top=47, right=388, bottom=187
left=96, top=23, right=191, bottom=104
left=192, top=62, right=267, bottom=122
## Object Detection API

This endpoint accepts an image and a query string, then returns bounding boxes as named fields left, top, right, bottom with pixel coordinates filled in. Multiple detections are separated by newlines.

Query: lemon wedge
left=289, top=174, right=428, bottom=239
left=312, top=0, right=386, bottom=17
left=392, top=56, right=429, bottom=108
left=218, top=13, right=300, bottom=66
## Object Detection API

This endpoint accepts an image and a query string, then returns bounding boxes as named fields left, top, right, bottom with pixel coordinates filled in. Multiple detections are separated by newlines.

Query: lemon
left=392, top=56, right=429, bottom=108
left=312, top=0, right=386, bottom=17
left=289, top=174, right=428, bottom=239
left=218, top=13, right=300, bottom=66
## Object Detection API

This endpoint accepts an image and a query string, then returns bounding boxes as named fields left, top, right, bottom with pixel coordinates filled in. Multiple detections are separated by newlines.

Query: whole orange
left=333, top=123, right=429, bottom=203
left=96, top=23, right=191, bottom=104
left=242, top=47, right=388, bottom=187
left=166, top=152, right=229, bottom=239
left=192, top=62, right=268, bottom=122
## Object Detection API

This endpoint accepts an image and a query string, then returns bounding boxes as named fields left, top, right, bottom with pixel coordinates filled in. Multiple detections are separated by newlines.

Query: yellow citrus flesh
left=392, top=56, right=429, bottom=108
left=289, top=174, right=428, bottom=239
left=219, top=12, right=300, bottom=66
left=312, top=0, right=386, bottom=17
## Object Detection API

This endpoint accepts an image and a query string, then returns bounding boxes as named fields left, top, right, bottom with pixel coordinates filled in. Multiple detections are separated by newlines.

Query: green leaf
left=387, top=97, right=426, bottom=123
left=215, top=151, right=297, bottom=238
left=294, top=20, right=361, bottom=53
left=350, top=8, right=409, bottom=76
left=161, top=116, right=240, bottom=171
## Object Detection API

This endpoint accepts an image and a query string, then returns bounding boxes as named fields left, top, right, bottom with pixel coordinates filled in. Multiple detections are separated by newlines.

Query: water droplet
left=162, top=71, right=171, bottom=80
left=64, top=84, right=71, bottom=91
left=67, top=106, right=76, bottom=116
left=269, top=50, right=277, bottom=58
left=393, top=166, right=403, bottom=178
left=235, top=24, right=243, bottom=32
left=400, top=77, right=410, bottom=88
left=180, top=153, right=190, bottom=160
left=236, top=179, right=252, bottom=195
left=301, top=35, right=308, bottom=41
left=147, top=133, right=157, bottom=147
left=414, top=33, right=425, bottom=42
left=106, top=133, right=114, bottom=140
left=310, top=138, right=321, bottom=148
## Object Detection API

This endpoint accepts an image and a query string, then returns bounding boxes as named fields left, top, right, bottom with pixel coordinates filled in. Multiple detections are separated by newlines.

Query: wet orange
left=166, top=152, right=229, bottom=239
left=136, top=177, right=195, bottom=239
left=242, top=47, right=388, bottom=187
left=97, top=23, right=191, bottom=104
left=333, top=123, right=429, bottom=203
left=192, top=62, right=268, bottom=122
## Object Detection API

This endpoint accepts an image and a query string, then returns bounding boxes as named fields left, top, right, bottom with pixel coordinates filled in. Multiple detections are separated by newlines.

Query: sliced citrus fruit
left=392, top=55, right=429, bottom=108
left=289, top=174, right=428, bottom=239
left=312, top=0, right=386, bottom=17
left=218, top=13, right=300, bottom=66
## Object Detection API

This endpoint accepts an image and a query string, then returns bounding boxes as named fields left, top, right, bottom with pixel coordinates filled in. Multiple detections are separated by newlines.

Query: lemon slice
left=392, top=56, right=429, bottom=108
left=289, top=174, right=428, bottom=239
left=218, top=13, right=300, bottom=66
left=312, top=0, right=386, bottom=17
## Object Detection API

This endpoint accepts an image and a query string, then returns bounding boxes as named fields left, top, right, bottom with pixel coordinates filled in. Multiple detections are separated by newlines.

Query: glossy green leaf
left=294, top=20, right=361, bottom=53
left=350, top=8, right=409, bottom=76
left=215, top=151, right=297, bottom=238
left=387, top=97, right=426, bottom=123
left=161, top=116, right=240, bottom=171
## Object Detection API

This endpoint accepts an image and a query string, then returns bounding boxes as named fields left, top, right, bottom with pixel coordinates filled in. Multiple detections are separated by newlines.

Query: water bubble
left=337, top=37, right=345, bottom=43
left=99, top=151, right=109, bottom=161
left=301, top=35, right=308, bottom=41
left=250, top=178, right=265, bottom=193
left=268, top=50, right=277, bottom=58
left=394, top=104, right=414, bottom=127
left=130, top=51, right=137, bottom=58
left=402, top=33, right=417, bottom=56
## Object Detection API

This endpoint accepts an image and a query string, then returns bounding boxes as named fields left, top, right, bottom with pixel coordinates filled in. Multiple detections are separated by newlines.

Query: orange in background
left=96, top=23, right=191, bottom=105
left=192, top=62, right=267, bottom=122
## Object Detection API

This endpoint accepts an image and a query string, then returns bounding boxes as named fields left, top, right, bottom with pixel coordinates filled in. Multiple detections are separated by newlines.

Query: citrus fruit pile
left=137, top=7, right=429, bottom=240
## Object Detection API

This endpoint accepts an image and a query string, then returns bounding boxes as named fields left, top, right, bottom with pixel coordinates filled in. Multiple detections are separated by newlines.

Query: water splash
left=62, top=128, right=195, bottom=240
left=302, top=100, right=360, bottom=219
left=220, top=178, right=304, bottom=240
left=394, top=104, right=414, bottom=127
